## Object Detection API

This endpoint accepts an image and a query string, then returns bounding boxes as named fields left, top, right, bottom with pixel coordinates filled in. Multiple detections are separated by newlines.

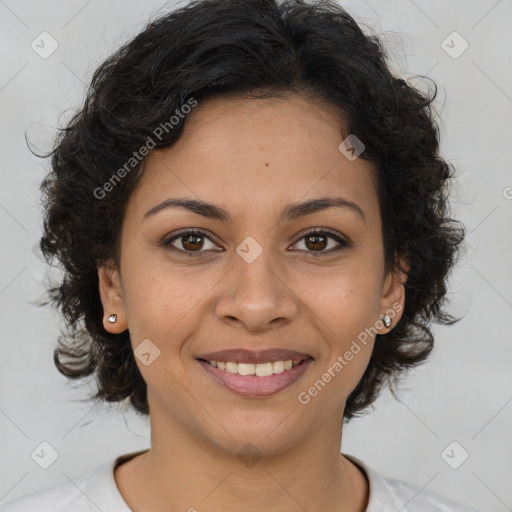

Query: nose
left=214, top=246, right=299, bottom=332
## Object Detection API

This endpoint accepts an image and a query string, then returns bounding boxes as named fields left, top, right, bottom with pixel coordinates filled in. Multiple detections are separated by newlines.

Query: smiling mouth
left=195, top=357, right=314, bottom=397
left=196, top=358, right=311, bottom=377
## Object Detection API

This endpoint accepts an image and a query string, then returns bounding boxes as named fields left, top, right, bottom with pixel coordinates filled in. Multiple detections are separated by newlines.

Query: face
left=98, top=93, right=406, bottom=456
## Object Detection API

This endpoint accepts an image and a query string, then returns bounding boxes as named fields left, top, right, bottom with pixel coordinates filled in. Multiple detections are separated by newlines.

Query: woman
left=1, top=0, right=480, bottom=510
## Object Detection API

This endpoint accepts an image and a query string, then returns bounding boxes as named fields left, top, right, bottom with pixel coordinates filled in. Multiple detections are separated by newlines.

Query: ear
left=378, top=255, right=409, bottom=333
left=97, top=263, right=127, bottom=334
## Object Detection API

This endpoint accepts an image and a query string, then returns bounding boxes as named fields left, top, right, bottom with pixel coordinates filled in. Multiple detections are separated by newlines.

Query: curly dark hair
left=34, top=0, right=465, bottom=422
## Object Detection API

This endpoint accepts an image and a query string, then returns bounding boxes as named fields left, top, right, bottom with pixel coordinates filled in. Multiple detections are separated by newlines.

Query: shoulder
left=344, top=454, right=482, bottom=512
left=374, top=473, right=481, bottom=512
left=0, top=462, right=123, bottom=512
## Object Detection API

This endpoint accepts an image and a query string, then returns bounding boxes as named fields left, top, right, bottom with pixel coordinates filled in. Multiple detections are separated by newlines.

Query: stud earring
left=107, top=314, right=117, bottom=324
left=382, top=314, right=391, bottom=328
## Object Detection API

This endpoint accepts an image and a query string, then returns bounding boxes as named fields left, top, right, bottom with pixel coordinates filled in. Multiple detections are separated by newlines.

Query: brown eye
left=162, top=228, right=350, bottom=258
left=304, top=232, right=328, bottom=251
left=180, top=233, right=206, bottom=251
left=163, top=229, right=219, bottom=256
left=291, top=229, right=350, bottom=258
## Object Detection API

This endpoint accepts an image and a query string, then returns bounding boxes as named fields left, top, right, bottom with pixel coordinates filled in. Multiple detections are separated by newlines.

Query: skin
left=98, top=92, right=408, bottom=512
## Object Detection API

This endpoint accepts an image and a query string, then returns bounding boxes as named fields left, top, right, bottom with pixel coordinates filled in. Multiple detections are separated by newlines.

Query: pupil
left=307, top=235, right=326, bottom=251
left=184, top=234, right=203, bottom=251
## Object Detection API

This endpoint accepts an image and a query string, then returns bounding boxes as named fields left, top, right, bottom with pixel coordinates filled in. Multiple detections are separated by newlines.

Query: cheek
left=302, top=300, right=376, bottom=408
left=120, top=259, right=203, bottom=349
left=301, top=264, right=382, bottom=331
left=120, top=266, right=198, bottom=398
left=303, top=274, right=380, bottom=389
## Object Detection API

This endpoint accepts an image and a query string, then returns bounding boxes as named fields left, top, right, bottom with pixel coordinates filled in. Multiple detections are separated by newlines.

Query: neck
left=115, top=412, right=369, bottom=512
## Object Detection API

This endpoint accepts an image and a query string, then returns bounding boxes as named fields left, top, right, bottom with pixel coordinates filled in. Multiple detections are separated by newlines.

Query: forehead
left=127, top=94, right=379, bottom=227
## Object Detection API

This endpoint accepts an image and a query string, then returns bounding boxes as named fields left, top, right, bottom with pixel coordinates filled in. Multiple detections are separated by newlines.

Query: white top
left=0, top=450, right=481, bottom=512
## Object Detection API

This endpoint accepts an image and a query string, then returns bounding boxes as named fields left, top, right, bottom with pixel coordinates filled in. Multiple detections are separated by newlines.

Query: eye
left=161, top=227, right=351, bottom=258
left=162, top=229, right=220, bottom=257
left=290, top=228, right=351, bottom=258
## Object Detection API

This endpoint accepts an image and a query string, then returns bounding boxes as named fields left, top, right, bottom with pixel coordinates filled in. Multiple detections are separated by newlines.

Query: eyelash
left=161, top=228, right=351, bottom=258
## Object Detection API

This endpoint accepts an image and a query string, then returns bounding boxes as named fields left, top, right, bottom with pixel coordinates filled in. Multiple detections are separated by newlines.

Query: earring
left=107, top=314, right=117, bottom=324
left=382, top=314, right=391, bottom=328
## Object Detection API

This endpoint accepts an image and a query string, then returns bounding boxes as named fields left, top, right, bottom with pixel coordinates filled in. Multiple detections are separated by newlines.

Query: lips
left=195, top=348, right=313, bottom=364
left=197, top=357, right=314, bottom=397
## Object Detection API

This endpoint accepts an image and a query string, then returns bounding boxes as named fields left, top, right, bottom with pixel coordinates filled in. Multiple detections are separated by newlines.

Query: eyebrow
left=143, top=196, right=366, bottom=223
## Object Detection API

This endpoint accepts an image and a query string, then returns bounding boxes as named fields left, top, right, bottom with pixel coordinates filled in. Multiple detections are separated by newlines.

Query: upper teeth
left=208, top=360, right=301, bottom=376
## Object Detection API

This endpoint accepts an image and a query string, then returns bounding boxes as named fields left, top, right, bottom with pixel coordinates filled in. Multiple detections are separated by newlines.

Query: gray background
left=0, top=0, right=511, bottom=510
